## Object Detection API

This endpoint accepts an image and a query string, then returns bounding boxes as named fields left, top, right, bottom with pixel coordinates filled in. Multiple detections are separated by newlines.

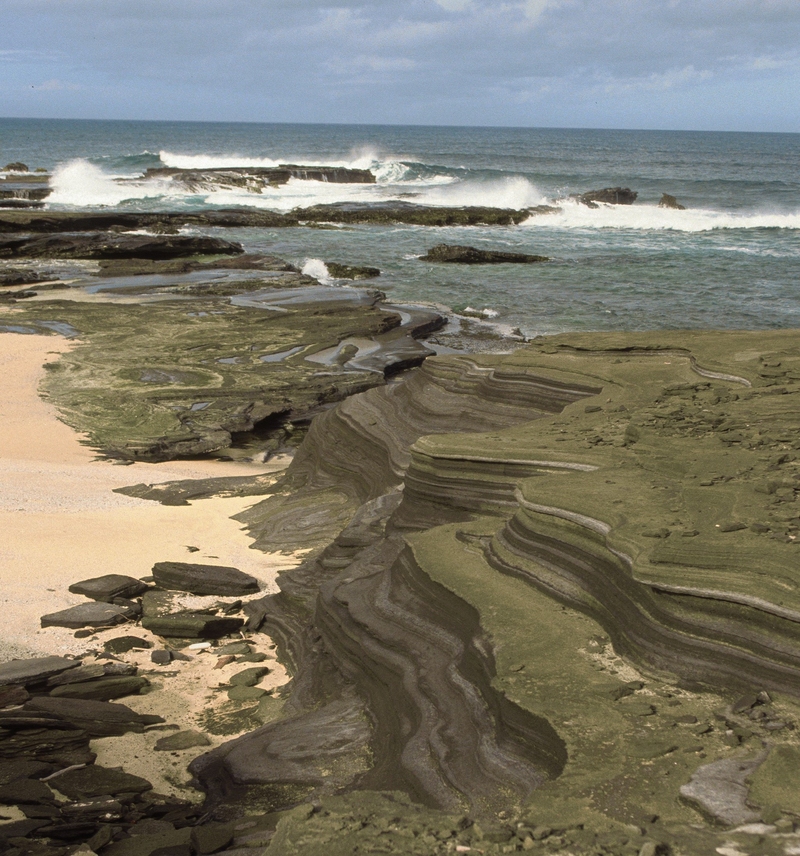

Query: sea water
left=1, top=118, right=798, bottom=337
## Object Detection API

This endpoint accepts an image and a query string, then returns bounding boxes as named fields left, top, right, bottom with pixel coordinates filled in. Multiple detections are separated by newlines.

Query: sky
left=1, top=0, right=799, bottom=132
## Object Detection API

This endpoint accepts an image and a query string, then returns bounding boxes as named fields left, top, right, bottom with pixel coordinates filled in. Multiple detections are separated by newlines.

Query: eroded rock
left=151, top=561, right=259, bottom=596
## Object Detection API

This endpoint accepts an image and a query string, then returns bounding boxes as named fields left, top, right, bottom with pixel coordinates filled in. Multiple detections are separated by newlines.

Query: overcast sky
left=2, top=0, right=799, bottom=131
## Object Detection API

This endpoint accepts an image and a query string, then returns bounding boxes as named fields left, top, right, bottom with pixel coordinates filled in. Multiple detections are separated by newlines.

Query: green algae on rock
left=188, top=330, right=800, bottom=852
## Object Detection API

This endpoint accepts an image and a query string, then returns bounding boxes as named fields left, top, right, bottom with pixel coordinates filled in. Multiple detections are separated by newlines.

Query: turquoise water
left=2, top=118, right=799, bottom=336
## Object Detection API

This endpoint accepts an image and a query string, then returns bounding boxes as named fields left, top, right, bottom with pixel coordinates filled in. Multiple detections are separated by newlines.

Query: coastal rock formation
left=324, top=262, right=380, bottom=280
left=188, top=330, right=800, bottom=850
left=578, top=187, right=638, bottom=207
left=420, top=244, right=549, bottom=264
left=143, top=163, right=377, bottom=190
left=659, top=192, right=687, bottom=209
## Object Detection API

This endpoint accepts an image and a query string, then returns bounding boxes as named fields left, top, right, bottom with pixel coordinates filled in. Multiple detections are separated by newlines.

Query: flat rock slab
left=25, top=696, right=161, bottom=737
left=420, top=244, right=549, bottom=264
left=141, top=613, right=244, bottom=639
left=102, top=826, right=191, bottom=856
left=40, top=602, right=139, bottom=629
left=151, top=561, right=259, bottom=596
left=52, top=764, right=153, bottom=799
left=0, top=656, right=81, bottom=687
left=679, top=752, right=767, bottom=825
left=68, top=574, right=149, bottom=602
left=48, top=675, right=149, bottom=702
left=229, top=667, right=270, bottom=687
left=103, top=635, right=153, bottom=654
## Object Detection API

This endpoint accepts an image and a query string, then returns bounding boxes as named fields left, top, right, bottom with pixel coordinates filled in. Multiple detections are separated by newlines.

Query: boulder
left=2, top=162, right=29, bottom=172
left=141, top=613, right=244, bottom=639
left=40, top=602, right=139, bottom=629
left=658, top=193, right=686, bottom=210
left=0, top=656, right=81, bottom=688
left=151, top=561, right=259, bottom=596
left=68, top=574, right=149, bottom=602
left=679, top=752, right=766, bottom=825
left=228, top=667, right=270, bottom=687
left=420, top=244, right=549, bottom=264
left=24, top=697, right=162, bottom=737
left=579, top=187, right=638, bottom=207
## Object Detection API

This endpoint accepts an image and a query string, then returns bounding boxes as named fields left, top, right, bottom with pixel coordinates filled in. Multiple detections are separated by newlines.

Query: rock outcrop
left=578, top=187, right=638, bottom=207
left=659, top=192, right=687, bottom=210
left=420, top=244, right=549, bottom=264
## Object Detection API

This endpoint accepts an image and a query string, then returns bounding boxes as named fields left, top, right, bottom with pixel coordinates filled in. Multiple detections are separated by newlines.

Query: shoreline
left=0, top=331, right=299, bottom=660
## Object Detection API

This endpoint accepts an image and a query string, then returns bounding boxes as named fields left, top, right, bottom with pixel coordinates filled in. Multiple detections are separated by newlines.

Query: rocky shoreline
left=2, top=190, right=799, bottom=856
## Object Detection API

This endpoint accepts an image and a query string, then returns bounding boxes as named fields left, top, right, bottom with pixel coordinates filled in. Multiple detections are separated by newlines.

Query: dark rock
left=151, top=650, right=173, bottom=666
left=51, top=764, right=152, bottom=799
left=215, top=642, right=251, bottom=656
left=191, top=822, right=235, bottom=854
left=295, top=201, right=530, bottom=226
left=0, top=712, right=93, bottom=766
left=0, top=684, right=30, bottom=708
left=101, top=827, right=192, bottom=856
left=226, top=685, right=266, bottom=702
left=419, top=244, right=549, bottom=264
left=0, top=777, right=55, bottom=804
left=228, top=667, right=270, bottom=687
left=151, top=561, right=259, bottom=596
left=2, top=163, right=29, bottom=172
left=141, top=613, right=244, bottom=639
left=0, top=233, right=244, bottom=261
left=154, top=730, right=211, bottom=751
left=0, top=656, right=81, bottom=688
left=46, top=664, right=109, bottom=686
left=0, top=759, right=55, bottom=785
left=60, top=796, right=124, bottom=820
left=103, top=636, right=153, bottom=656
left=0, top=268, right=49, bottom=287
left=579, top=187, right=638, bottom=207
left=48, top=675, right=149, bottom=702
left=0, top=818, right=49, bottom=841
left=68, top=574, right=149, bottom=602
left=40, top=602, right=139, bottom=629
left=658, top=193, right=686, bottom=210
left=24, top=697, right=161, bottom=737
left=129, top=818, right=177, bottom=835
left=325, top=262, right=380, bottom=280
left=145, top=164, right=375, bottom=187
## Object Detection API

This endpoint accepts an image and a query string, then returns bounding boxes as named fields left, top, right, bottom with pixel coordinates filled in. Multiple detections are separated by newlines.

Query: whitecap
left=47, top=159, right=173, bottom=207
left=301, top=258, right=331, bottom=282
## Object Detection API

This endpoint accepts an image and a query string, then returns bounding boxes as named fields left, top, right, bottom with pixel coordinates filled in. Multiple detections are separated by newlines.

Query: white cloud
left=435, top=0, right=473, bottom=10
left=31, top=79, right=82, bottom=91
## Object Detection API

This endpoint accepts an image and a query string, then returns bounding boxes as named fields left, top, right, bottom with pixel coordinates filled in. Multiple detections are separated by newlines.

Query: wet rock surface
left=578, top=186, right=638, bottom=206
left=420, top=244, right=550, bottom=264
left=0, top=233, right=244, bottom=260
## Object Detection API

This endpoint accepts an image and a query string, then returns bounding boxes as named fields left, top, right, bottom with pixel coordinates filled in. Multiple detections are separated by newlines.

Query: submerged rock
left=325, top=262, right=380, bottom=280
left=420, top=244, right=549, bottom=264
left=659, top=192, right=687, bottom=210
left=578, top=187, right=638, bottom=206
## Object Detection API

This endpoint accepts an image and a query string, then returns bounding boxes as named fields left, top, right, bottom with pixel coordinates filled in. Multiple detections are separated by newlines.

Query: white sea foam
left=159, top=146, right=384, bottom=172
left=463, top=307, right=499, bottom=318
left=301, top=258, right=331, bottom=282
left=47, top=160, right=174, bottom=207
left=422, top=176, right=548, bottom=209
left=522, top=198, right=800, bottom=232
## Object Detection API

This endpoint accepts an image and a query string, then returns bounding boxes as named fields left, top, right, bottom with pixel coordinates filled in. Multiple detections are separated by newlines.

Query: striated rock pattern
left=193, top=330, right=800, bottom=847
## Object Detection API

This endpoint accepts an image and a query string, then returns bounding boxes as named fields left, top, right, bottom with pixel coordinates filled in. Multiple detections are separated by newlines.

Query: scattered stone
left=103, top=636, right=153, bottom=655
left=0, top=656, right=81, bottom=688
left=48, top=675, right=149, bottom=702
left=718, top=521, right=747, bottom=533
left=227, top=685, right=266, bottom=702
left=228, top=667, right=270, bottom=688
left=213, top=656, right=236, bottom=669
left=154, top=730, right=211, bottom=752
left=419, top=244, right=549, bottom=264
left=151, top=561, right=259, bottom=596
left=68, top=575, right=149, bottom=602
left=215, top=642, right=251, bottom=655
left=151, top=650, right=173, bottom=665
left=40, top=602, right=139, bottom=629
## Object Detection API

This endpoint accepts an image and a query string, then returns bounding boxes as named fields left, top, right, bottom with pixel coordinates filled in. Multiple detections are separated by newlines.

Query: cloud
left=435, top=0, right=473, bottom=11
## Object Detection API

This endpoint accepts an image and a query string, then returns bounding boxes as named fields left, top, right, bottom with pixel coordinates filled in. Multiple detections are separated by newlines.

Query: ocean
left=2, top=117, right=799, bottom=338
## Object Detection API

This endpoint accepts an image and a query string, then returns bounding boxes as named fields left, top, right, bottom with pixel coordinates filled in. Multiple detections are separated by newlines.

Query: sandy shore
left=0, top=332, right=298, bottom=661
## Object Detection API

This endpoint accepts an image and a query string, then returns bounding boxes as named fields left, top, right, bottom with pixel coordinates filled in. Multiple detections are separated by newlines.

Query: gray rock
left=151, top=650, right=173, bottom=665
left=142, top=613, right=245, bottom=639
left=154, top=730, right=211, bottom=751
left=0, top=776, right=55, bottom=805
left=0, top=656, right=81, bottom=688
left=215, top=641, right=251, bottom=655
left=101, top=826, right=191, bottom=856
left=68, top=574, right=149, bottom=602
left=229, top=667, right=270, bottom=687
left=24, top=696, right=162, bottom=737
left=679, top=751, right=768, bottom=825
left=51, top=764, right=153, bottom=799
left=579, top=187, right=638, bottom=206
left=40, top=601, right=139, bottom=629
left=151, top=561, right=259, bottom=596
left=191, top=822, right=235, bottom=854
left=658, top=193, right=686, bottom=210
left=103, top=635, right=153, bottom=654
left=48, top=675, right=149, bottom=702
